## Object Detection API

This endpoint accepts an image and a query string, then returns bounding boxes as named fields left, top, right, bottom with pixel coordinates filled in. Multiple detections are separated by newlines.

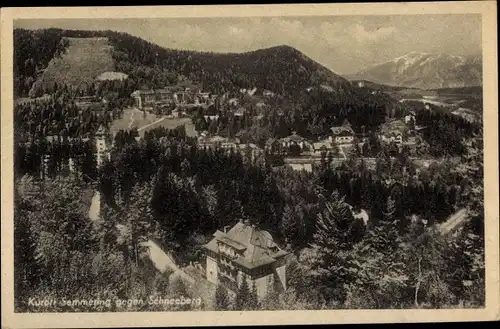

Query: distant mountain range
left=346, top=52, right=482, bottom=90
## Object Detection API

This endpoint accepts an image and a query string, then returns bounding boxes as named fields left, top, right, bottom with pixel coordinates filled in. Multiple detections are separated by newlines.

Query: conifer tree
left=235, top=277, right=251, bottom=310
left=215, top=284, right=230, bottom=310
left=248, top=281, right=259, bottom=310
left=300, top=191, right=358, bottom=304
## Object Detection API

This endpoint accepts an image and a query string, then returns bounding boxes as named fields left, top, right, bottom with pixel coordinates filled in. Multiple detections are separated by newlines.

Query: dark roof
left=331, top=125, right=354, bottom=135
left=203, top=221, right=289, bottom=269
left=287, top=133, right=305, bottom=142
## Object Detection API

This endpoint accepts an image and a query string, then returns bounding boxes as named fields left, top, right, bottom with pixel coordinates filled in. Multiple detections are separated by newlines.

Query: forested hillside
left=15, top=28, right=352, bottom=98
left=15, top=125, right=485, bottom=311
left=15, top=28, right=397, bottom=138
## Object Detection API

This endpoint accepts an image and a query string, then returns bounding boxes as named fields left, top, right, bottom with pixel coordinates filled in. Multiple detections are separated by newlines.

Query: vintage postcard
left=1, top=2, right=498, bottom=328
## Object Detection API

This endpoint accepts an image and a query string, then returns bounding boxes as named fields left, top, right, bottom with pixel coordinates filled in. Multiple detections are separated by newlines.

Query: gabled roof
left=330, top=120, right=354, bottom=135
left=203, top=221, right=289, bottom=269
left=281, top=132, right=305, bottom=143
left=96, top=124, right=107, bottom=136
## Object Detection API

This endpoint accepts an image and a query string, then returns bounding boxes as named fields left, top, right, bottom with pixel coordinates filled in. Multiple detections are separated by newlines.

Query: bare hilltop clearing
left=29, top=37, right=115, bottom=95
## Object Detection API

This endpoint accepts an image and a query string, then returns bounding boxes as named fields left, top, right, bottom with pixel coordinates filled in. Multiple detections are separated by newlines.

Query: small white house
left=279, top=132, right=308, bottom=150
left=329, top=121, right=355, bottom=144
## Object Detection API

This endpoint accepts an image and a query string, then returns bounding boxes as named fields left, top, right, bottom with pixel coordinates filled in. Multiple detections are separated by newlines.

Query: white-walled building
left=203, top=220, right=289, bottom=300
left=329, top=121, right=355, bottom=144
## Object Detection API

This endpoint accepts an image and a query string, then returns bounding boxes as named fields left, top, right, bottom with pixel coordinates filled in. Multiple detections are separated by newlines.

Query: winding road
left=439, top=208, right=469, bottom=236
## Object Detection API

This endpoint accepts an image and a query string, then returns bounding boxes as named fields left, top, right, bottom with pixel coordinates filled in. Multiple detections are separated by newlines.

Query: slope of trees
left=14, top=28, right=395, bottom=110
left=14, top=28, right=70, bottom=97
left=14, top=122, right=484, bottom=311
left=14, top=176, right=199, bottom=312
left=14, top=28, right=350, bottom=97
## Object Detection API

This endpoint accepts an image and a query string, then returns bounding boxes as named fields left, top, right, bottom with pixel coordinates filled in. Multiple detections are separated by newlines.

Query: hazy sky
left=15, top=15, right=482, bottom=75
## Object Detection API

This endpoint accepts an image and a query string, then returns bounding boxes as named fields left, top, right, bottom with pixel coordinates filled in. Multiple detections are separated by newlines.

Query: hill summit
left=14, top=28, right=353, bottom=98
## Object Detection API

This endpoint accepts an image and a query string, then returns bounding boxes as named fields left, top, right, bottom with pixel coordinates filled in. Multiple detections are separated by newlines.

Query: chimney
left=223, top=225, right=230, bottom=233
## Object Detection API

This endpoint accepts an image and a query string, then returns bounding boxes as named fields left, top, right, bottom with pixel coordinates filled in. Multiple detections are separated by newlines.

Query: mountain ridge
left=14, top=28, right=353, bottom=98
left=346, top=51, right=482, bottom=90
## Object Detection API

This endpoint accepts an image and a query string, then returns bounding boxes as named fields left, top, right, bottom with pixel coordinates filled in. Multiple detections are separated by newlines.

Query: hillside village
left=34, top=81, right=431, bottom=178
left=13, top=29, right=485, bottom=312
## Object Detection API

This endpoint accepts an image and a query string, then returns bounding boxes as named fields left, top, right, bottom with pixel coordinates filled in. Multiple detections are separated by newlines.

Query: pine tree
left=383, top=196, right=395, bottom=220
left=235, top=277, right=251, bottom=310
left=215, top=284, right=230, bottom=310
left=346, top=196, right=408, bottom=308
left=248, top=281, right=259, bottom=310
left=300, top=191, right=358, bottom=303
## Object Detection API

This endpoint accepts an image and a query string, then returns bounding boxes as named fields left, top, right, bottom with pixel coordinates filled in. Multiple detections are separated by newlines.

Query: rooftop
left=281, top=132, right=305, bottom=143
left=330, top=120, right=354, bottom=135
left=203, top=221, right=289, bottom=269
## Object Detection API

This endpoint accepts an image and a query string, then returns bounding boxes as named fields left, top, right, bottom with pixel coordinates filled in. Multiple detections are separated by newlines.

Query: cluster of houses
left=131, top=83, right=278, bottom=119
left=197, top=113, right=420, bottom=165
left=131, top=81, right=217, bottom=112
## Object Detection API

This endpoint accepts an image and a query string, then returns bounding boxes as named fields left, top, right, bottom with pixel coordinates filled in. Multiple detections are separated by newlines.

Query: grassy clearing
left=110, top=109, right=197, bottom=138
left=32, top=37, right=115, bottom=91
left=138, top=117, right=197, bottom=138
left=110, top=108, right=160, bottom=135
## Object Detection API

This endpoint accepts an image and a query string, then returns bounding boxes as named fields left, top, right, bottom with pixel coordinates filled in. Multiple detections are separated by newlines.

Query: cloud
left=15, top=15, right=480, bottom=74
left=352, top=24, right=397, bottom=43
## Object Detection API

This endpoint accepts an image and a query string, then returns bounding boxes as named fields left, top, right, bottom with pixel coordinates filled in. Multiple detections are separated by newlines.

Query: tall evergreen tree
left=215, top=284, right=230, bottom=310
left=235, top=278, right=252, bottom=310
left=299, top=191, right=358, bottom=304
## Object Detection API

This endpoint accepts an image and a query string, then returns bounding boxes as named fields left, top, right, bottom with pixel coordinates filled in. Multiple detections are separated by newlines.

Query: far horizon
left=14, top=15, right=482, bottom=75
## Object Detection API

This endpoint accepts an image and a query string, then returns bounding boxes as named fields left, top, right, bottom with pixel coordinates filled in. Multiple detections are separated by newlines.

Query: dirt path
left=439, top=208, right=469, bottom=236
left=137, top=118, right=167, bottom=132
left=139, top=240, right=195, bottom=284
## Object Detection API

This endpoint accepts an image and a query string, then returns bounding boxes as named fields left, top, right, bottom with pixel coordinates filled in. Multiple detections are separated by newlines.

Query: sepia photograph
left=1, top=2, right=498, bottom=327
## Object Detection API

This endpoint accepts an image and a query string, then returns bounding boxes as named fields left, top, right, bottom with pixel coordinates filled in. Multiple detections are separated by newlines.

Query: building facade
left=203, top=220, right=289, bottom=300
left=329, top=121, right=355, bottom=144
left=95, top=125, right=110, bottom=168
left=131, top=83, right=210, bottom=110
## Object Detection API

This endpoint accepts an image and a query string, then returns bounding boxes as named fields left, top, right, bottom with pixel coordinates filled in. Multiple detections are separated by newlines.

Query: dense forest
left=405, top=101, right=480, bottom=156
left=15, top=123, right=485, bottom=311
